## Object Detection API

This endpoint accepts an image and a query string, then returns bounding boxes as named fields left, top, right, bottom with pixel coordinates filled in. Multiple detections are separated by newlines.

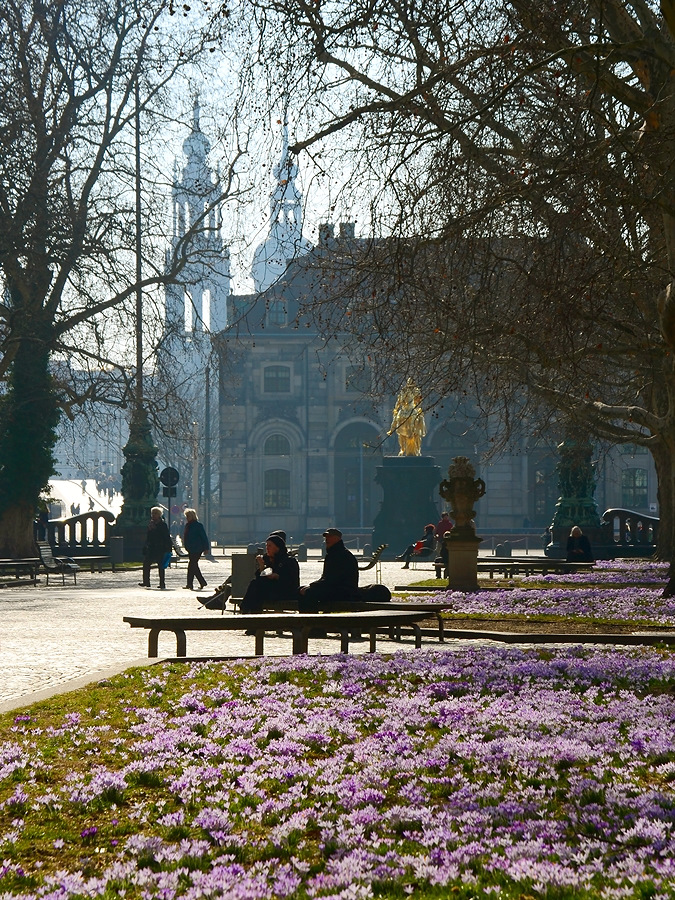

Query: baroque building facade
left=214, top=127, right=658, bottom=544
left=55, top=110, right=659, bottom=544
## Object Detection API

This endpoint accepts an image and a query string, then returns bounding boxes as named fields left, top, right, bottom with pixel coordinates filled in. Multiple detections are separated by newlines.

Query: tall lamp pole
left=115, top=77, right=160, bottom=560
left=204, top=362, right=211, bottom=538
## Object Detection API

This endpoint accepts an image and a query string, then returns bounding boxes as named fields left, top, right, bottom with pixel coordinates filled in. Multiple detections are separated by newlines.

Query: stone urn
left=439, top=457, right=486, bottom=538
left=438, top=457, right=485, bottom=591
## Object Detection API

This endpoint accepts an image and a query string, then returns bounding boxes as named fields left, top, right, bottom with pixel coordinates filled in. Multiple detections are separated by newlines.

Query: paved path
left=0, top=552, right=460, bottom=712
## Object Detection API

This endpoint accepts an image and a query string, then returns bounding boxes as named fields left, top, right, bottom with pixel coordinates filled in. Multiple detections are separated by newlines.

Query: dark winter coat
left=309, top=539, right=359, bottom=602
left=184, top=520, right=209, bottom=555
left=241, top=548, right=300, bottom=613
left=566, top=534, right=594, bottom=563
left=143, top=518, right=172, bottom=563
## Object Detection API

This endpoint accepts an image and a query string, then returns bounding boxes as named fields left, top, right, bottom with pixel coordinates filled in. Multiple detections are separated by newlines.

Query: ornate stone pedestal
left=439, top=457, right=486, bottom=593
left=372, top=457, right=441, bottom=559
left=446, top=532, right=482, bottom=592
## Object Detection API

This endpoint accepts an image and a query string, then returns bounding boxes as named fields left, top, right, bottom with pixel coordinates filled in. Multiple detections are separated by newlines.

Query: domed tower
left=252, top=121, right=310, bottom=292
left=165, top=97, right=231, bottom=346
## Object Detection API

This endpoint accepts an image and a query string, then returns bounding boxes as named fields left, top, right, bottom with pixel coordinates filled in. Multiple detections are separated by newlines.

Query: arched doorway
left=333, top=423, right=382, bottom=529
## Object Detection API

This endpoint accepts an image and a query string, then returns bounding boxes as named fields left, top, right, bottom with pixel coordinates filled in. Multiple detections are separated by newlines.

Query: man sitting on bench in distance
left=299, top=528, right=359, bottom=612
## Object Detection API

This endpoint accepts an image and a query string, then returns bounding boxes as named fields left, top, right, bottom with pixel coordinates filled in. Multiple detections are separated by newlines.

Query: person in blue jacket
left=183, top=508, right=209, bottom=590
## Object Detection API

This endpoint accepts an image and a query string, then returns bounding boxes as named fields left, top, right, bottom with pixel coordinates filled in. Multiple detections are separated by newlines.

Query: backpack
left=358, top=583, right=392, bottom=603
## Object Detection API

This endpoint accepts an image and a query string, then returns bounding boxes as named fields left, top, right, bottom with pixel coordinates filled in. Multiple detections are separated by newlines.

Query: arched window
left=264, top=365, right=291, bottom=393
left=264, top=469, right=290, bottom=508
left=621, top=468, right=648, bottom=509
left=264, top=434, right=290, bottom=456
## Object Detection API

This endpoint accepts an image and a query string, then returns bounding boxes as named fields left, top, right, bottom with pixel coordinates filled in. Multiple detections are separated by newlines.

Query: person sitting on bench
left=566, top=525, right=594, bottom=563
left=240, top=534, right=300, bottom=613
left=395, top=523, right=436, bottom=569
left=299, top=528, right=359, bottom=611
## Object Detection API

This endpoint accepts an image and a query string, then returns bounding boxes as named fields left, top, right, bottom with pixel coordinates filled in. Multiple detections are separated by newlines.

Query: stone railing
left=598, top=508, right=659, bottom=555
left=46, top=511, right=116, bottom=555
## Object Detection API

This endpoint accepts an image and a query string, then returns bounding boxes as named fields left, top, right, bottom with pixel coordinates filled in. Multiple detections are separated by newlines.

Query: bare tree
left=230, top=0, right=675, bottom=555
left=0, top=0, right=244, bottom=556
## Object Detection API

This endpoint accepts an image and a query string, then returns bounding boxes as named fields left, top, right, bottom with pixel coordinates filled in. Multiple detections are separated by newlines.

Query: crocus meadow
left=425, top=586, right=675, bottom=625
left=520, top=560, right=670, bottom=586
left=1, top=646, right=674, bottom=898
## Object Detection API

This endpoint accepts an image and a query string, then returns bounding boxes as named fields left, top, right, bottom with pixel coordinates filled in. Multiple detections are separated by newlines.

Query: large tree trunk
left=0, top=329, right=59, bottom=558
left=651, top=440, right=674, bottom=561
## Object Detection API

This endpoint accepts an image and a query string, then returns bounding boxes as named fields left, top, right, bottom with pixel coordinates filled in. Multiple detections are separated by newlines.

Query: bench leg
left=369, top=629, right=377, bottom=653
left=148, top=628, right=160, bottom=657
left=175, top=630, right=186, bottom=657
left=437, top=613, right=445, bottom=643
left=254, top=630, right=265, bottom=656
left=411, top=623, right=422, bottom=649
left=340, top=630, right=350, bottom=653
left=291, top=628, right=309, bottom=655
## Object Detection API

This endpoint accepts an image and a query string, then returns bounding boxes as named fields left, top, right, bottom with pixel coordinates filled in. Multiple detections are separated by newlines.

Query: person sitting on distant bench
left=298, top=528, right=359, bottom=611
left=240, top=534, right=299, bottom=613
left=566, top=525, right=594, bottom=562
left=396, top=524, right=436, bottom=569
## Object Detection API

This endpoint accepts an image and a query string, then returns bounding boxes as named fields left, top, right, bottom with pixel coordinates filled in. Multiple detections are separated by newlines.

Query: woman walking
left=183, top=508, right=209, bottom=590
left=140, top=506, right=173, bottom=590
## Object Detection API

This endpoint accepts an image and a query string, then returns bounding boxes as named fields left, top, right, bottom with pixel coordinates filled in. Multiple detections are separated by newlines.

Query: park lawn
left=1, top=645, right=675, bottom=899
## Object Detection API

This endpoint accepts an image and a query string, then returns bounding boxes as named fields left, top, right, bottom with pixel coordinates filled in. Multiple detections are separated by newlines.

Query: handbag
left=161, top=551, right=173, bottom=570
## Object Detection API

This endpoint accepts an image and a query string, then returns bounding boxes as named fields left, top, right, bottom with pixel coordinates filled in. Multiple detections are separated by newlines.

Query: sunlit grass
left=1, top=646, right=675, bottom=897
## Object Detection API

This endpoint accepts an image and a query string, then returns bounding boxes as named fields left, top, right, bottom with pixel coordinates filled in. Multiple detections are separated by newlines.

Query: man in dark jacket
left=299, top=528, right=359, bottom=611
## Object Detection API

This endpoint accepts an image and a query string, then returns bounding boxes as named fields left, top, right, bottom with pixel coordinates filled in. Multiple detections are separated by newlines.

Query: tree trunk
left=0, top=329, right=59, bottom=558
left=651, top=440, right=674, bottom=561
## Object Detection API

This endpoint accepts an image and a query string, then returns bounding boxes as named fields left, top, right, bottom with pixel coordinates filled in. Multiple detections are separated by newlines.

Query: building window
left=621, top=468, right=648, bottom=509
left=264, top=468, right=290, bottom=509
left=264, top=434, right=290, bottom=456
left=264, top=365, right=291, bottom=393
left=267, top=301, right=287, bottom=326
left=345, top=365, right=370, bottom=394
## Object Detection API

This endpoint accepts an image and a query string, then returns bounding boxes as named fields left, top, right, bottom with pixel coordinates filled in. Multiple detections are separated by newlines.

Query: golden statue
left=388, top=377, right=426, bottom=456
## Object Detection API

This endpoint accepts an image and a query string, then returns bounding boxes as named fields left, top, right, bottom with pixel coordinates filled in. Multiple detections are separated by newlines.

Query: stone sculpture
left=388, top=377, right=426, bottom=456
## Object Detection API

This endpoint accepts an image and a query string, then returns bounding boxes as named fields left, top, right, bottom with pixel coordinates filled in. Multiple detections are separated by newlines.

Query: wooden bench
left=224, top=597, right=453, bottom=642
left=68, top=555, right=114, bottom=573
left=477, top=558, right=595, bottom=579
left=0, top=558, right=40, bottom=585
left=123, top=609, right=430, bottom=657
left=36, top=541, right=80, bottom=585
left=357, top=544, right=387, bottom=583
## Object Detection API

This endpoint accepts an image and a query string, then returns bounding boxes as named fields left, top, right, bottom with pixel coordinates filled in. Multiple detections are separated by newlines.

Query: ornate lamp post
left=114, top=81, right=159, bottom=560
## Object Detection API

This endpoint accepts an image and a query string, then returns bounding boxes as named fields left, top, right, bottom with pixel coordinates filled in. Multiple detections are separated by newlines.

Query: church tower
left=165, top=97, right=230, bottom=347
left=252, top=121, right=310, bottom=292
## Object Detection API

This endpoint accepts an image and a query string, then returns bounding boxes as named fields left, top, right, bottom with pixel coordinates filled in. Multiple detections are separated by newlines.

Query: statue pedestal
left=447, top=531, right=482, bottom=592
left=372, top=457, right=441, bottom=559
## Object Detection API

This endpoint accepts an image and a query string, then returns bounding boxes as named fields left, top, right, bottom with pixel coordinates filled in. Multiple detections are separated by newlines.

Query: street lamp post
left=115, top=79, right=160, bottom=560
